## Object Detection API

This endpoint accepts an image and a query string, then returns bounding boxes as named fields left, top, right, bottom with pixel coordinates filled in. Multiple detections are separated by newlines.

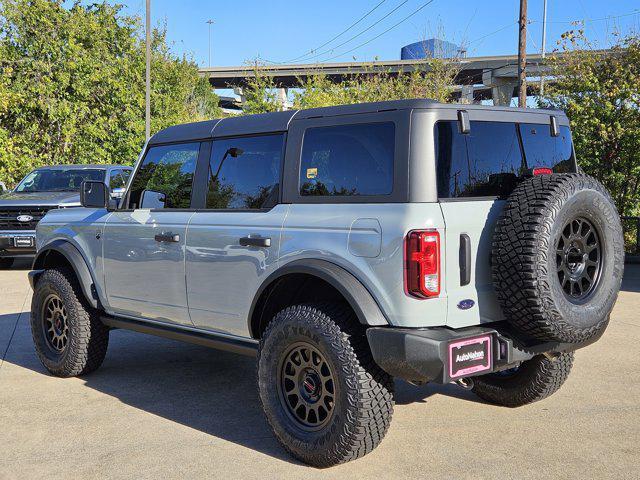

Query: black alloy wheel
left=277, top=342, right=336, bottom=431
left=556, top=217, right=602, bottom=303
left=42, top=293, right=69, bottom=353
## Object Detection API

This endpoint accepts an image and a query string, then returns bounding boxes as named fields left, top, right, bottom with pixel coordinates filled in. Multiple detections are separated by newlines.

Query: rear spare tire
left=492, top=174, right=624, bottom=343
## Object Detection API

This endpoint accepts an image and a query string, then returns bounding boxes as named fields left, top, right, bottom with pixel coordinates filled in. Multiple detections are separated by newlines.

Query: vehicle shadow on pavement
left=3, top=318, right=485, bottom=463
left=3, top=325, right=302, bottom=464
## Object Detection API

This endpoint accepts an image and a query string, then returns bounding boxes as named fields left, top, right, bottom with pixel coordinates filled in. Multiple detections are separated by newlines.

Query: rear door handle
left=154, top=233, right=180, bottom=243
left=239, top=236, right=271, bottom=248
left=459, top=234, right=471, bottom=286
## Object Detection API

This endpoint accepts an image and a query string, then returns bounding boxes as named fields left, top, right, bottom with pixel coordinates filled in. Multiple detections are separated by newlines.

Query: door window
left=205, top=134, right=284, bottom=209
left=299, top=122, right=395, bottom=196
left=128, top=143, right=200, bottom=209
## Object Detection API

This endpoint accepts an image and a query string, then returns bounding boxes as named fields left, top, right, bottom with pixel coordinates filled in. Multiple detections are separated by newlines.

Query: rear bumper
left=0, top=231, right=37, bottom=257
left=366, top=324, right=600, bottom=384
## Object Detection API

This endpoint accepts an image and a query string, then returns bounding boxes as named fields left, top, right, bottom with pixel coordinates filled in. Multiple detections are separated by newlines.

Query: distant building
left=401, top=39, right=467, bottom=60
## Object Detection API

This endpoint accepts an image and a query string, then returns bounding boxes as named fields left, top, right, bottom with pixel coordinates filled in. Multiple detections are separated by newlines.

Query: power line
left=320, top=0, right=437, bottom=63
left=290, top=0, right=411, bottom=64
left=465, top=21, right=518, bottom=46
left=278, top=0, right=388, bottom=64
left=530, top=9, right=639, bottom=24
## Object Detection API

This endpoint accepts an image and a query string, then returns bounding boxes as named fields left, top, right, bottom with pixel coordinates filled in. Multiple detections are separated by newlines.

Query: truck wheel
left=492, top=174, right=624, bottom=343
left=472, top=352, right=574, bottom=407
left=0, top=258, right=14, bottom=269
left=30, top=268, right=109, bottom=377
left=257, top=303, right=394, bottom=467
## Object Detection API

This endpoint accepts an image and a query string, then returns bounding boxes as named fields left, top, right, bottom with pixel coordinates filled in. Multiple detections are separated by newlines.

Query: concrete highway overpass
left=200, top=50, right=611, bottom=108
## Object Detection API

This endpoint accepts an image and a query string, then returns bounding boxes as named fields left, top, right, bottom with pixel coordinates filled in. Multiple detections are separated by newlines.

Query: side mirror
left=140, top=189, right=166, bottom=209
left=81, top=181, right=109, bottom=208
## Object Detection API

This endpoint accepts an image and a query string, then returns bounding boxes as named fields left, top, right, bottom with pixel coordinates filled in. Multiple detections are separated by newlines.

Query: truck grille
left=0, top=207, right=54, bottom=230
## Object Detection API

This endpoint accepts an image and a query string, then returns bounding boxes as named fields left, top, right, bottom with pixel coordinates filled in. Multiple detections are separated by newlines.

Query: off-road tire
left=473, top=352, right=574, bottom=407
left=492, top=174, right=624, bottom=343
left=0, top=258, right=14, bottom=269
left=257, top=303, right=394, bottom=468
left=30, top=267, right=109, bottom=377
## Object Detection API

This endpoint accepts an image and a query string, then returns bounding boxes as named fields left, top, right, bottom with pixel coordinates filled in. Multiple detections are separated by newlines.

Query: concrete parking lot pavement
left=1, top=259, right=639, bottom=480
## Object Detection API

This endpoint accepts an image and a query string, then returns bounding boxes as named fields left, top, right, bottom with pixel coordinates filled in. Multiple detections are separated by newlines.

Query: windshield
left=15, top=169, right=104, bottom=193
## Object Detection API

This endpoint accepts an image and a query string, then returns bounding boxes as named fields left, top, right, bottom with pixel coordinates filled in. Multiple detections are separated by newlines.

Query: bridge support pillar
left=482, top=70, right=517, bottom=106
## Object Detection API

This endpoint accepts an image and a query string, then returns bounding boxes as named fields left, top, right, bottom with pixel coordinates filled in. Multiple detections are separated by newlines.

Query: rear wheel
left=30, top=268, right=109, bottom=377
left=257, top=303, right=394, bottom=467
left=0, top=258, right=14, bottom=269
left=472, top=352, right=574, bottom=407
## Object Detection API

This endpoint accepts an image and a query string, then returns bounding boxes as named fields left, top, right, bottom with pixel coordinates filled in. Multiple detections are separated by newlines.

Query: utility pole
left=145, top=0, right=151, bottom=141
left=517, top=0, right=528, bottom=108
left=540, top=0, right=548, bottom=95
left=206, top=19, right=214, bottom=67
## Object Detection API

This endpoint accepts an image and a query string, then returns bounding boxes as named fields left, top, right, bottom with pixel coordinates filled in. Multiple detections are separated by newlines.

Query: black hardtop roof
left=34, top=164, right=132, bottom=171
left=148, top=98, right=566, bottom=146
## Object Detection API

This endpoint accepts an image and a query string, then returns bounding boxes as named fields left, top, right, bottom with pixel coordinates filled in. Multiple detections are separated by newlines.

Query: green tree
left=0, top=0, right=220, bottom=187
left=294, top=59, right=458, bottom=109
left=539, top=31, right=640, bottom=218
left=241, top=58, right=459, bottom=115
left=241, top=62, right=283, bottom=114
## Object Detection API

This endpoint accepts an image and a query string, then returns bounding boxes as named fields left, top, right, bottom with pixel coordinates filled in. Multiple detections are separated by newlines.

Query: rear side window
left=206, top=134, right=284, bottom=209
left=435, top=120, right=575, bottom=199
left=299, top=122, right=395, bottom=196
left=519, top=124, right=574, bottom=172
left=129, top=142, right=200, bottom=209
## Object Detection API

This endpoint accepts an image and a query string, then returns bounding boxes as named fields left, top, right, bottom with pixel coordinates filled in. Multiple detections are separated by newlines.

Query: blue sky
left=110, top=0, right=639, bottom=66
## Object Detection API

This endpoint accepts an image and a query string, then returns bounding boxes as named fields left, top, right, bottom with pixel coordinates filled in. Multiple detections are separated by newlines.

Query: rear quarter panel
left=280, top=203, right=449, bottom=328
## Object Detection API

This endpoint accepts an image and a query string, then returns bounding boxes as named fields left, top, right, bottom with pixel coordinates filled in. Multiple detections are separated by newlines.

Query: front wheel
left=472, top=352, right=574, bottom=407
left=257, top=303, right=394, bottom=468
left=30, top=268, right=109, bottom=377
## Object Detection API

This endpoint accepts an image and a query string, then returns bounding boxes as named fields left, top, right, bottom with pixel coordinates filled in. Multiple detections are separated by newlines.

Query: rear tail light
left=405, top=230, right=440, bottom=298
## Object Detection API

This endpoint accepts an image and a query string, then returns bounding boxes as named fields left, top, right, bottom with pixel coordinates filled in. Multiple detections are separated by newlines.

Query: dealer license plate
left=448, top=335, right=493, bottom=379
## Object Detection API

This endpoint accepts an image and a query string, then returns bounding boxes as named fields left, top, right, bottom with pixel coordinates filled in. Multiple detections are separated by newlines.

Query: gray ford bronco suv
left=29, top=99, right=624, bottom=467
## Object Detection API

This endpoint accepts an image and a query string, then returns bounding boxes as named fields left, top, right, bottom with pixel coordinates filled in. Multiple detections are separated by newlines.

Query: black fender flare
left=248, top=259, right=389, bottom=338
left=31, top=240, right=99, bottom=309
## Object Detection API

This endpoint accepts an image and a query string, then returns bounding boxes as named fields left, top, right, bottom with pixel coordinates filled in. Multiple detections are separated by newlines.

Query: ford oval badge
left=457, top=299, right=475, bottom=310
left=16, top=215, right=34, bottom=222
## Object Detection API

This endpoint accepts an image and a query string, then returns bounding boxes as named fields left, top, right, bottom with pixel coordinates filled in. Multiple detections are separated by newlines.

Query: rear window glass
left=519, top=124, right=574, bottom=172
left=299, top=122, right=395, bottom=196
left=435, top=120, right=576, bottom=199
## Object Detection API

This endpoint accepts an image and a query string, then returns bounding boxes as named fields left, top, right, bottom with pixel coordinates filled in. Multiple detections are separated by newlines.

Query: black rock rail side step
left=101, top=315, right=258, bottom=357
